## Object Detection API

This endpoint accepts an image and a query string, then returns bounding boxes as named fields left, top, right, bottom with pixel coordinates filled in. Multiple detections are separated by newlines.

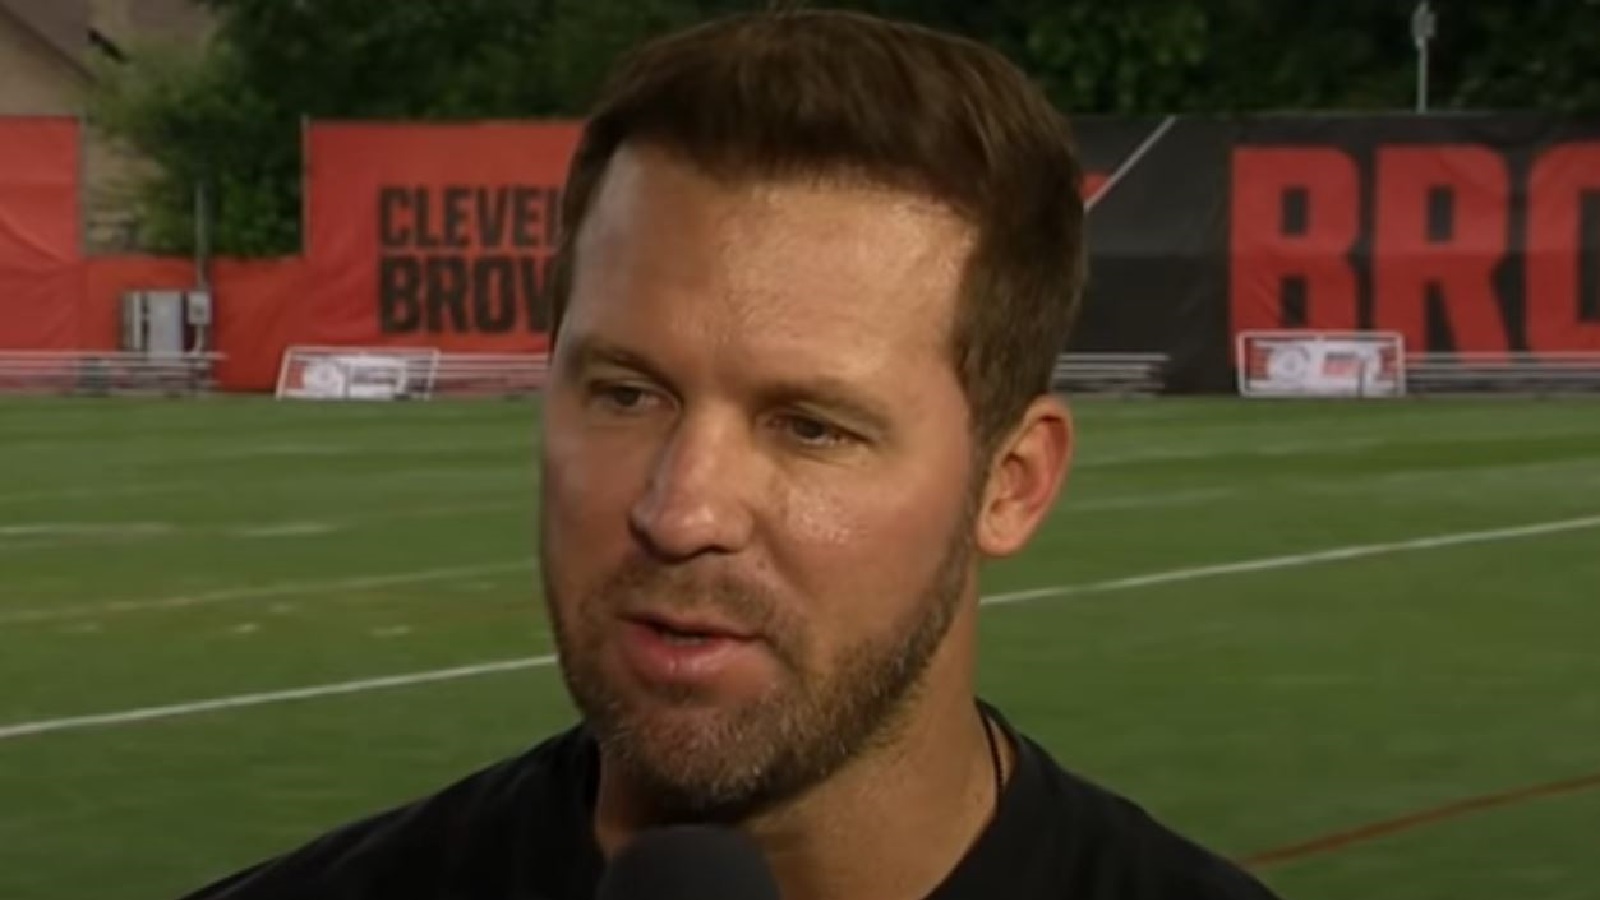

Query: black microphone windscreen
left=595, top=825, right=781, bottom=900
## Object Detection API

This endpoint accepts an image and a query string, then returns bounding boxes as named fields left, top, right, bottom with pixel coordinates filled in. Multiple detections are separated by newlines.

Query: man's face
left=539, top=145, right=983, bottom=822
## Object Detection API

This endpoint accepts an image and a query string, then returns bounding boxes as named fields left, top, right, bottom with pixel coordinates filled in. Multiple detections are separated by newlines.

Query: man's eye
left=777, top=414, right=853, bottom=448
left=588, top=382, right=657, bottom=412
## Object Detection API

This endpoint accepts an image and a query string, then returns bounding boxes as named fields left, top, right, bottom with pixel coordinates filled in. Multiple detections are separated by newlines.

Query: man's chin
left=596, top=699, right=757, bottom=756
left=598, top=727, right=779, bottom=823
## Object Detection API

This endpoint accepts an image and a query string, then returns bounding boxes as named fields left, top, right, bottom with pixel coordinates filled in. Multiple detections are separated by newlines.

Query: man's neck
left=593, top=683, right=1012, bottom=900
left=750, top=688, right=1011, bottom=900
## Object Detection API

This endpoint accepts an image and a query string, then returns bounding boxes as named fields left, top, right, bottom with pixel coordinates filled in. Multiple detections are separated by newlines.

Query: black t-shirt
left=179, top=704, right=1283, bottom=899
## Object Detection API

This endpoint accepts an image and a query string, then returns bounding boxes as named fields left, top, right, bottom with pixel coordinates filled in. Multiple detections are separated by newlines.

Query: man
left=181, top=9, right=1285, bottom=900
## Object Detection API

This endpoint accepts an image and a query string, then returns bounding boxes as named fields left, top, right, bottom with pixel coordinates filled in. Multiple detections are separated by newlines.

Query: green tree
left=1442, top=0, right=1600, bottom=111
left=89, top=0, right=1598, bottom=257
left=91, top=0, right=717, bottom=256
left=89, top=39, right=294, bottom=256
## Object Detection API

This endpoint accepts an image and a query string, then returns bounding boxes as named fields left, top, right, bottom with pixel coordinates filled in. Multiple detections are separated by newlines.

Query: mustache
left=594, top=558, right=788, bottom=637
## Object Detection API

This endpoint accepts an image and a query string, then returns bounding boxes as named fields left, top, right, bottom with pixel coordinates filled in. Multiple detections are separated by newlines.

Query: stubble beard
left=541, top=510, right=976, bottom=826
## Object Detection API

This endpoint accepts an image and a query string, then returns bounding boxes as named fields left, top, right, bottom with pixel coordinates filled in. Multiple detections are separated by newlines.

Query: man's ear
left=974, top=395, right=1073, bottom=558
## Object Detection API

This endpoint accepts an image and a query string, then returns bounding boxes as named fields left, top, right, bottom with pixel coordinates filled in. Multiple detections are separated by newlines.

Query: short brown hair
left=550, top=8, right=1086, bottom=454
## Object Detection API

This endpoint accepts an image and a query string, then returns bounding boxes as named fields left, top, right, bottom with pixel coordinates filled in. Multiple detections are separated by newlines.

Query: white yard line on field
left=0, top=491, right=1217, bottom=625
left=0, top=465, right=532, bottom=508
left=0, top=481, right=208, bottom=506
left=0, top=659, right=557, bottom=741
left=0, top=522, right=176, bottom=539
left=0, top=561, right=536, bottom=626
left=2, top=512, right=1596, bottom=744
left=0, top=498, right=517, bottom=550
left=983, top=512, right=1600, bottom=607
left=1065, top=487, right=1236, bottom=512
left=1, top=500, right=529, bottom=553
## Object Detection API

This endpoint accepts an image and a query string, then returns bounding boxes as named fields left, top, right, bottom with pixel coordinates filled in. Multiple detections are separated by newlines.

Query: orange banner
left=10, top=115, right=1596, bottom=394
left=0, top=117, right=85, bottom=349
left=210, top=258, right=311, bottom=389
left=304, top=121, right=582, bottom=354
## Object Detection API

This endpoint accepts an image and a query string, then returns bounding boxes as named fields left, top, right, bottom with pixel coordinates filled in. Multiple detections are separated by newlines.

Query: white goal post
left=276, top=346, right=441, bottom=401
left=1236, top=330, right=1407, bottom=399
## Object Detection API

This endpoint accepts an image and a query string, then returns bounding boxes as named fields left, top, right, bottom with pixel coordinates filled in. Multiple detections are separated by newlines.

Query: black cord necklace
left=978, top=706, right=1005, bottom=806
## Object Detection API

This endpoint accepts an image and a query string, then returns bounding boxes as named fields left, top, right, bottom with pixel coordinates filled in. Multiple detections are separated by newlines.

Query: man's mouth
left=629, top=613, right=756, bottom=645
left=612, top=610, right=776, bottom=686
left=655, top=628, right=713, bottom=647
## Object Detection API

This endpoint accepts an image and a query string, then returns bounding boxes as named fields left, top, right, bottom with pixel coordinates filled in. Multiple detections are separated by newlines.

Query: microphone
left=595, top=825, right=781, bottom=900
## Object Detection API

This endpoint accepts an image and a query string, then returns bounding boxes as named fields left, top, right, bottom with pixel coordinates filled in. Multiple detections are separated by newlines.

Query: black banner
left=1068, top=114, right=1600, bottom=392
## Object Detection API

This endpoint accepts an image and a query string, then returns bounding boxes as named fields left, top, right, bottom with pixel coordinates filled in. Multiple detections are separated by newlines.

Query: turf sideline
left=1, top=512, right=1597, bottom=743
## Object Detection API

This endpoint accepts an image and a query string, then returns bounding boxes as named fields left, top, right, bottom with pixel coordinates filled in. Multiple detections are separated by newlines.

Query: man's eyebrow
left=559, top=336, right=674, bottom=385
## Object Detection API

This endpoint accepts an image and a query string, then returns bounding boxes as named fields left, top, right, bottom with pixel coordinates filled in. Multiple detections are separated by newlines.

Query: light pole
left=1412, top=1, right=1437, bottom=112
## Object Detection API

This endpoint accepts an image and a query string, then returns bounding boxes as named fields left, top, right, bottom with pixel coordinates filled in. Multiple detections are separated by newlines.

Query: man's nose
left=628, top=413, right=756, bottom=562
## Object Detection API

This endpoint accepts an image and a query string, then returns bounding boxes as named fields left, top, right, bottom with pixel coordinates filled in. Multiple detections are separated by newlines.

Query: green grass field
left=2, top=396, right=1598, bottom=900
